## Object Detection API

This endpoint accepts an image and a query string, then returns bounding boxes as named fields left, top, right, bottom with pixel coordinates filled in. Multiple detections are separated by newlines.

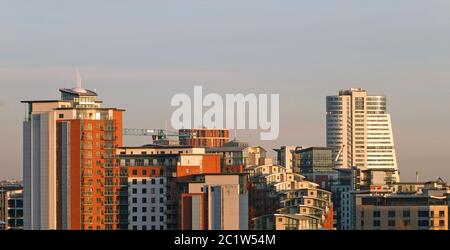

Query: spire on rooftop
left=72, top=68, right=87, bottom=93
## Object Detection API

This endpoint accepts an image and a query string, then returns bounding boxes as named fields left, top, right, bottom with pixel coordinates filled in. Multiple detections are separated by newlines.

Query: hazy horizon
left=1, top=0, right=450, bottom=182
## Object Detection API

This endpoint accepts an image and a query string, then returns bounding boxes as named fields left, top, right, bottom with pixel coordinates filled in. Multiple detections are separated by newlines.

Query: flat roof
left=21, top=100, right=62, bottom=103
left=56, top=107, right=125, bottom=111
left=118, top=145, right=199, bottom=149
left=59, top=88, right=97, bottom=96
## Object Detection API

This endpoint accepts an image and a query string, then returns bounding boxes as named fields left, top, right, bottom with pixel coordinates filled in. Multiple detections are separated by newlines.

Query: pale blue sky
left=1, top=0, right=450, bottom=181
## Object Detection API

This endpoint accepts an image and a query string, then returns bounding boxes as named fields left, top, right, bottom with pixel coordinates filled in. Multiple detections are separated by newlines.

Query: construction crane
left=334, top=144, right=345, bottom=164
left=123, top=128, right=190, bottom=145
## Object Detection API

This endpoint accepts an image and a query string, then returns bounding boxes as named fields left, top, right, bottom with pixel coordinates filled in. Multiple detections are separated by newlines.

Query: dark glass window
left=403, top=210, right=410, bottom=218
left=373, top=220, right=380, bottom=227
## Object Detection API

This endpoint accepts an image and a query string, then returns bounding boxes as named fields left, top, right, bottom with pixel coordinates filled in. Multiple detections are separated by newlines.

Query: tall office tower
left=326, top=88, right=399, bottom=181
left=22, top=73, right=124, bottom=230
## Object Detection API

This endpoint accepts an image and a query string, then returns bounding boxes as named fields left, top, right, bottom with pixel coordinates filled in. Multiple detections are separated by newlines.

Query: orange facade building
left=23, top=82, right=124, bottom=230
left=179, top=128, right=230, bottom=147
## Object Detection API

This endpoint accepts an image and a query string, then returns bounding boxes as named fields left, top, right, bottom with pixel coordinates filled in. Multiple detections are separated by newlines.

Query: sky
left=1, top=0, right=450, bottom=181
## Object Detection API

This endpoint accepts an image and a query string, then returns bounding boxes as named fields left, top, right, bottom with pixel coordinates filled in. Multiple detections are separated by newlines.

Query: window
left=160, top=226, right=164, bottom=230
left=418, top=211, right=428, bottom=217
left=142, top=226, right=147, bottom=230
left=132, top=216, right=137, bottom=222
left=142, top=188, right=147, bottom=194
left=142, top=170, right=147, bottom=175
left=151, top=207, right=156, bottom=213
left=142, top=198, right=147, bottom=203
left=151, top=198, right=156, bottom=204
left=59, top=114, right=64, bottom=119
left=160, top=207, right=164, bottom=213
left=151, top=226, right=156, bottom=230
left=373, top=220, right=380, bottom=227
left=132, top=169, right=138, bottom=175
left=132, top=179, right=137, bottom=185
left=160, top=188, right=164, bottom=194
left=142, top=179, right=147, bottom=185
left=132, top=226, right=138, bottom=230
left=439, top=211, right=445, bottom=217
left=151, top=216, right=156, bottom=222
left=151, top=179, right=156, bottom=185
left=132, top=188, right=137, bottom=194
left=132, top=207, right=137, bottom=213
left=132, top=198, right=137, bottom=204
left=388, top=220, right=395, bottom=227
left=418, top=220, right=429, bottom=227
left=373, top=211, right=381, bottom=218
left=160, top=197, right=164, bottom=203
left=160, top=216, right=164, bottom=222
left=142, top=207, right=147, bottom=213
left=388, top=211, right=395, bottom=217
left=142, top=216, right=147, bottom=222
left=403, top=210, right=410, bottom=218
left=439, top=220, right=445, bottom=227
left=160, top=179, right=164, bottom=184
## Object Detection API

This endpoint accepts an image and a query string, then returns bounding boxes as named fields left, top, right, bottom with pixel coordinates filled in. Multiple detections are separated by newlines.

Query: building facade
left=179, top=128, right=230, bottom=147
left=248, top=165, right=334, bottom=230
left=326, top=88, right=399, bottom=181
left=342, top=178, right=450, bottom=230
left=180, top=174, right=249, bottom=230
left=0, top=182, right=24, bottom=230
left=22, top=77, right=124, bottom=230
left=295, top=147, right=336, bottom=188
left=206, top=140, right=267, bottom=173
left=117, top=145, right=222, bottom=230
left=274, top=146, right=296, bottom=173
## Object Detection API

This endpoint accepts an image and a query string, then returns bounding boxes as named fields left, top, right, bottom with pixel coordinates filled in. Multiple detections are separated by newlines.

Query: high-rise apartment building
left=22, top=75, right=124, bottom=230
left=326, top=88, right=399, bottom=181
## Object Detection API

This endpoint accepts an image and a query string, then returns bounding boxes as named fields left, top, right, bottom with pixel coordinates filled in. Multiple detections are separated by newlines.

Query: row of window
left=131, top=225, right=165, bottom=230
left=363, top=219, right=445, bottom=228
left=131, top=188, right=165, bottom=195
left=368, top=210, right=445, bottom=218
left=131, top=206, right=164, bottom=213
left=131, top=215, right=165, bottom=223
left=131, top=178, right=164, bottom=185
left=131, top=197, right=164, bottom=204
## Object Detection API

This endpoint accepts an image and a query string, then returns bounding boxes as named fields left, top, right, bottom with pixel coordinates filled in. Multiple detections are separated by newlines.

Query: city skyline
left=1, top=0, right=450, bottom=182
